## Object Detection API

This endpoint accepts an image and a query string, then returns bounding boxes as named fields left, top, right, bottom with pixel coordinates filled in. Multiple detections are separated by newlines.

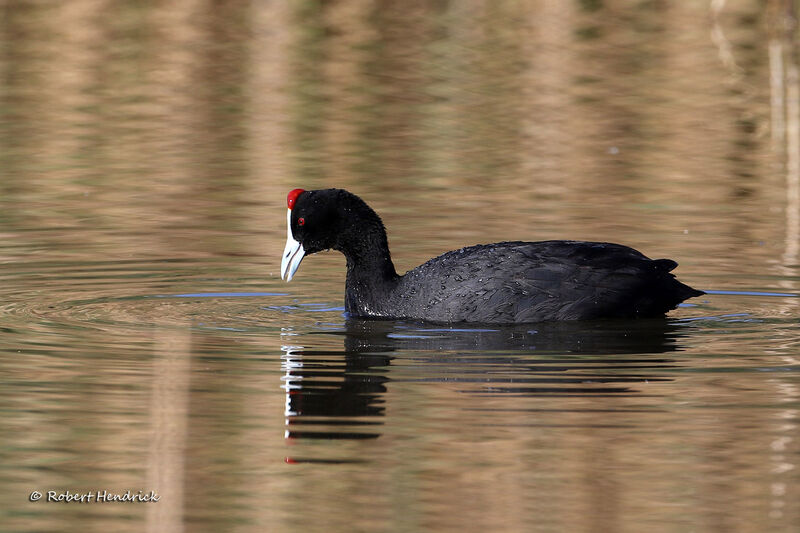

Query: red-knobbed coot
left=280, top=188, right=703, bottom=323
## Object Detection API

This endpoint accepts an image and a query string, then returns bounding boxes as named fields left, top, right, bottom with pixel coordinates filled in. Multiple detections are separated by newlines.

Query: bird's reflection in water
left=281, top=347, right=390, bottom=440
left=281, top=318, right=691, bottom=458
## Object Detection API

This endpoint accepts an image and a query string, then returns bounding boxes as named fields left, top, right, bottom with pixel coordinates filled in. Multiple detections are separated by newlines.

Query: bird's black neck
left=341, top=220, right=398, bottom=281
left=337, top=208, right=399, bottom=315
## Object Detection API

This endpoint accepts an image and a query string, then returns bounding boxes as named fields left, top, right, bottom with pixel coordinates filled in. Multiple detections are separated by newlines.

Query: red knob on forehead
left=287, top=188, right=305, bottom=210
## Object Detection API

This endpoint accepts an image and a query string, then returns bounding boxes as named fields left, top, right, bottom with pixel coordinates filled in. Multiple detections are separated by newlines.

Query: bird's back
left=389, top=241, right=702, bottom=323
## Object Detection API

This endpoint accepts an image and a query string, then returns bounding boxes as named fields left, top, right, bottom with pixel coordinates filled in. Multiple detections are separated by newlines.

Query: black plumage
left=283, top=188, right=703, bottom=324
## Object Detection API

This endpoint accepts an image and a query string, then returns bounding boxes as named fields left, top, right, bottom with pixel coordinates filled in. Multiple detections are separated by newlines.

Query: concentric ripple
left=0, top=257, right=342, bottom=351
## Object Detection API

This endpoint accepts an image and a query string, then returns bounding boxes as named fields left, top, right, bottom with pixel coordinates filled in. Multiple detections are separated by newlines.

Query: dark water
left=1, top=1, right=800, bottom=532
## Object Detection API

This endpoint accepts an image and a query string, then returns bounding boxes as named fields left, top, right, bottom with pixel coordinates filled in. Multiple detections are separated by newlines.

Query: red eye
left=298, top=218, right=305, bottom=226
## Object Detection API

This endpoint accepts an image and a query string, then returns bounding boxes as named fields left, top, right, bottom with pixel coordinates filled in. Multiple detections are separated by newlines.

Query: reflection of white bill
left=281, top=344, right=304, bottom=430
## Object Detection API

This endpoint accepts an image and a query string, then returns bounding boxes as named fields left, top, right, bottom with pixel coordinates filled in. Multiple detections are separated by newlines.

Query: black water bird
left=280, top=188, right=703, bottom=324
